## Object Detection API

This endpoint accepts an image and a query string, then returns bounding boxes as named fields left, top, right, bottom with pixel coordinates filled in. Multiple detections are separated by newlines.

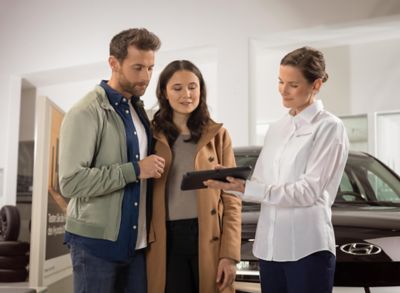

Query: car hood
left=242, top=204, right=400, bottom=230
left=332, top=204, right=400, bottom=230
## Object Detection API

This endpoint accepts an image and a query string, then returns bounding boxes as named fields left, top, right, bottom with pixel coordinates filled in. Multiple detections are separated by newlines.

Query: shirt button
left=134, top=202, right=138, bottom=207
left=136, top=154, right=139, bottom=159
left=134, top=131, right=137, bottom=135
left=114, top=102, right=118, bottom=106
left=122, top=98, right=127, bottom=102
left=125, top=110, right=129, bottom=114
left=133, top=225, right=137, bottom=230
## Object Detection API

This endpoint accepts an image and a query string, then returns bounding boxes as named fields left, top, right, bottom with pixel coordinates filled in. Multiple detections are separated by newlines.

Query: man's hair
left=110, top=28, right=161, bottom=62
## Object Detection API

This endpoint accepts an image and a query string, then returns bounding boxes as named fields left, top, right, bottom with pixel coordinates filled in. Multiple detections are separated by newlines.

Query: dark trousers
left=69, top=244, right=147, bottom=293
left=165, top=218, right=199, bottom=293
left=259, top=251, right=336, bottom=293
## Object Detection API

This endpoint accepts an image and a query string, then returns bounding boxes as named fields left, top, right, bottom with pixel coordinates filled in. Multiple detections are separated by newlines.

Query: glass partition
left=376, top=111, right=400, bottom=176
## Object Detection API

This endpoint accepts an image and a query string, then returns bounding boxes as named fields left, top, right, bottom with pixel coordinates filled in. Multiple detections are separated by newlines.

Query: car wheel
left=0, top=241, right=29, bottom=256
left=0, top=268, right=28, bottom=282
left=0, top=205, right=21, bottom=241
left=0, top=255, right=29, bottom=269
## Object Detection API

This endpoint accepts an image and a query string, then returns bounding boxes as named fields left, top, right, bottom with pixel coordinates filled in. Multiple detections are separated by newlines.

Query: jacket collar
left=153, top=130, right=169, bottom=147
left=94, top=85, right=114, bottom=110
left=196, top=120, right=223, bottom=151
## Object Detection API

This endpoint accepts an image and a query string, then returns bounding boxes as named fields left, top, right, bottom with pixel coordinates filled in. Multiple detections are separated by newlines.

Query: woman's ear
left=312, top=78, right=323, bottom=95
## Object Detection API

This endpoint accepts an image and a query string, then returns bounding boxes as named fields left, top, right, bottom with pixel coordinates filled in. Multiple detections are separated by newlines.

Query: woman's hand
left=216, top=258, right=236, bottom=291
left=204, top=176, right=246, bottom=193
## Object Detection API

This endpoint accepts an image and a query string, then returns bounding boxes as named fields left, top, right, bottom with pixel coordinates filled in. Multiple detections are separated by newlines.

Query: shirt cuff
left=242, top=180, right=267, bottom=203
left=223, top=190, right=243, bottom=198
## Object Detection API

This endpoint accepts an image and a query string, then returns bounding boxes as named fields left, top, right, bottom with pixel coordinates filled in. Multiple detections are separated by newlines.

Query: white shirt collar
left=291, top=100, right=324, bottom=127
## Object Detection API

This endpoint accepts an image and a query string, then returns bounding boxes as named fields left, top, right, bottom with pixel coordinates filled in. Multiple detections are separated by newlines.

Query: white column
left=1, top=75, right=21, bottom=206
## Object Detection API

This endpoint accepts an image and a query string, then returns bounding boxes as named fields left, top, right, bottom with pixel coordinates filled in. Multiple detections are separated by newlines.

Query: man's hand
left=138, top=155, right=165, bottom=179
left=216, top=258, right=236, bottom=291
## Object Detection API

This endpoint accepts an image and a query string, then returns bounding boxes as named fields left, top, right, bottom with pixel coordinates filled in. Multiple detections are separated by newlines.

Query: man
left=59, top=28, right=165, bottom=293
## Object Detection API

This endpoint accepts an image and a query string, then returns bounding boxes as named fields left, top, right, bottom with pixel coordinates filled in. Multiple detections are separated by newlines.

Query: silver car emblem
left=339, top=243, right=382, bottom=256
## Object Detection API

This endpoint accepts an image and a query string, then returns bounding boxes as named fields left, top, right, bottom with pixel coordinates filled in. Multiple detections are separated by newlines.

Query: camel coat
left=146, top=121, right=242, bottom=293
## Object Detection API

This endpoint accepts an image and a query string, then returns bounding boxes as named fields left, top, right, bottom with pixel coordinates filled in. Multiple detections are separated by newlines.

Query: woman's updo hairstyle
left=280, top=46, right=329, bottom=83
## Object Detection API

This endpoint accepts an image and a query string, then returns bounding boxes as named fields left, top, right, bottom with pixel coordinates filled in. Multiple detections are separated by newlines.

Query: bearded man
left=59, top=28, right=165, bottom=293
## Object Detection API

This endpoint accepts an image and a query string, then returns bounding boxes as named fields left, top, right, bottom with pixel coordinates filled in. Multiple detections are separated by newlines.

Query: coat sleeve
left=217, top=128, right=242, bottom=262
left=58, top=103, right=137, bottom=199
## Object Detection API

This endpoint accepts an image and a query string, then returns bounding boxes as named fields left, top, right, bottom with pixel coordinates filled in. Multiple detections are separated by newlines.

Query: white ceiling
left=252, top=15, right=400, bottom=50
left=21, top=15, right=400, bottom=90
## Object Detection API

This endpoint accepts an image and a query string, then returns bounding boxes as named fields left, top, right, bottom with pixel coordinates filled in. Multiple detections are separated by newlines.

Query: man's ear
left=109, top=56, right=119, bottom=71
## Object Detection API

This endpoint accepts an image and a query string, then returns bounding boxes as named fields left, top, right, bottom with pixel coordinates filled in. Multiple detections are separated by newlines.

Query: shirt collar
left=100, top=80, right=132, bottom=107
left=291, top=100, right=324, bottom=126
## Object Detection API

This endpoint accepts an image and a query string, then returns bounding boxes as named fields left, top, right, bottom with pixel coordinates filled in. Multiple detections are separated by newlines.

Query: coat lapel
left=196, top=120, right=223, bottom=152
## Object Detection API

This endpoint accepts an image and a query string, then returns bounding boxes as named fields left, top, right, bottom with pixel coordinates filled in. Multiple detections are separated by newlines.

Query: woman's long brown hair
left=152, top=60, right=210, bottom=146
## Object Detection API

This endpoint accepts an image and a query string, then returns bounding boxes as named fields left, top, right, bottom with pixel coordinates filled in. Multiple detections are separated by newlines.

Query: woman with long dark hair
left=146, top=60, right=241, bottom=293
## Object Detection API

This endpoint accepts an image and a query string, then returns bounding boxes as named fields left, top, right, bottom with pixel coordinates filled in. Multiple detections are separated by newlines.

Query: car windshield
left=234, top=150, right=400, bottom=209
left=338, top=154, right=400, bottom=204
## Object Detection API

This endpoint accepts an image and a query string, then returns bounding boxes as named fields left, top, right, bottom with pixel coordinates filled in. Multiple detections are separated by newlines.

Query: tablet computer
left=180, top=166, right=252, bottom=191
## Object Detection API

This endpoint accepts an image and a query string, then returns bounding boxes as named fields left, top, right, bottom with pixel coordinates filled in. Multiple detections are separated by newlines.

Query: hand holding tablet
left=180, top=166, right=252, bottom=191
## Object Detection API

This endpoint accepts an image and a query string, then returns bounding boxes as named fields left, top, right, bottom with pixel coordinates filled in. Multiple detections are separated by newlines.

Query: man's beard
left=119, top=76, right=148, bottom=97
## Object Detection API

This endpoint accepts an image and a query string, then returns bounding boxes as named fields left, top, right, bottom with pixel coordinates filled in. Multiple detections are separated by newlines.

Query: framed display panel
left=339, top=114, right=368, bottom=152
left=29, top=96, right=72, bottom=288
left=375, top=110, right=400, bottom=176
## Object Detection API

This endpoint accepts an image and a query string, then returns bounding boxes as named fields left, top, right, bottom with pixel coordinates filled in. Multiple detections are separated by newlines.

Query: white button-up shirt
left=129, top=102, right=148, bottom=250
left=243, top=100, right=349, bottom=261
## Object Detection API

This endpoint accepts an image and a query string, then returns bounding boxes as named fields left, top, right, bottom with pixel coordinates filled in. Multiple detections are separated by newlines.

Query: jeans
left=259, top=251, right=336, bottom=293
left=69, top=244, right=147, bottom=293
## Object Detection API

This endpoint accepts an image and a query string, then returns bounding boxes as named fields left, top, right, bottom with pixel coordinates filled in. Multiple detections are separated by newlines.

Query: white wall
left=0, top=76, right=7, bottom=169
left=37, top=79, right=102, bottom=114
left=1, top=0, right=400, bottom=204
left=320, top=46, right=351, bottom=116
left=2, top=76, right=21, bottom=205
left=350, top=38, right=400, bottom=114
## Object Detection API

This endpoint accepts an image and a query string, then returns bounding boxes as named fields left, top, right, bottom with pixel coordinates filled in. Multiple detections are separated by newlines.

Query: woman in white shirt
left=205, top=47, right=349, bottom=293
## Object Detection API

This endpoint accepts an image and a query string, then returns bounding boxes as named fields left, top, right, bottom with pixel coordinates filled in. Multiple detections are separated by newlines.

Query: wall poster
left=29, top=96, right=72, bottom=289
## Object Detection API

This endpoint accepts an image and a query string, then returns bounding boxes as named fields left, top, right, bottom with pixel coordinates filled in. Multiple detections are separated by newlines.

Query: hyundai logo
left=339, top=243, right=382, bottom=256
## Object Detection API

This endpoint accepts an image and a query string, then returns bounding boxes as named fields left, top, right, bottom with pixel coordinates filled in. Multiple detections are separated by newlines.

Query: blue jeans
left=69, top=244, right=147, bottom=293
left=259, top=251, right=336, bottom=293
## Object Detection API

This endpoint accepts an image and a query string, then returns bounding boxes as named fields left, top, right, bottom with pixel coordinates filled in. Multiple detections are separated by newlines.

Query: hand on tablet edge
left=204, top=176, right=245, bottom=193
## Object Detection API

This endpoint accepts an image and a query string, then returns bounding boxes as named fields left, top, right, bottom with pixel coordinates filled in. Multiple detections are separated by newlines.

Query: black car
left=233, top=146, right=400, bottom=293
